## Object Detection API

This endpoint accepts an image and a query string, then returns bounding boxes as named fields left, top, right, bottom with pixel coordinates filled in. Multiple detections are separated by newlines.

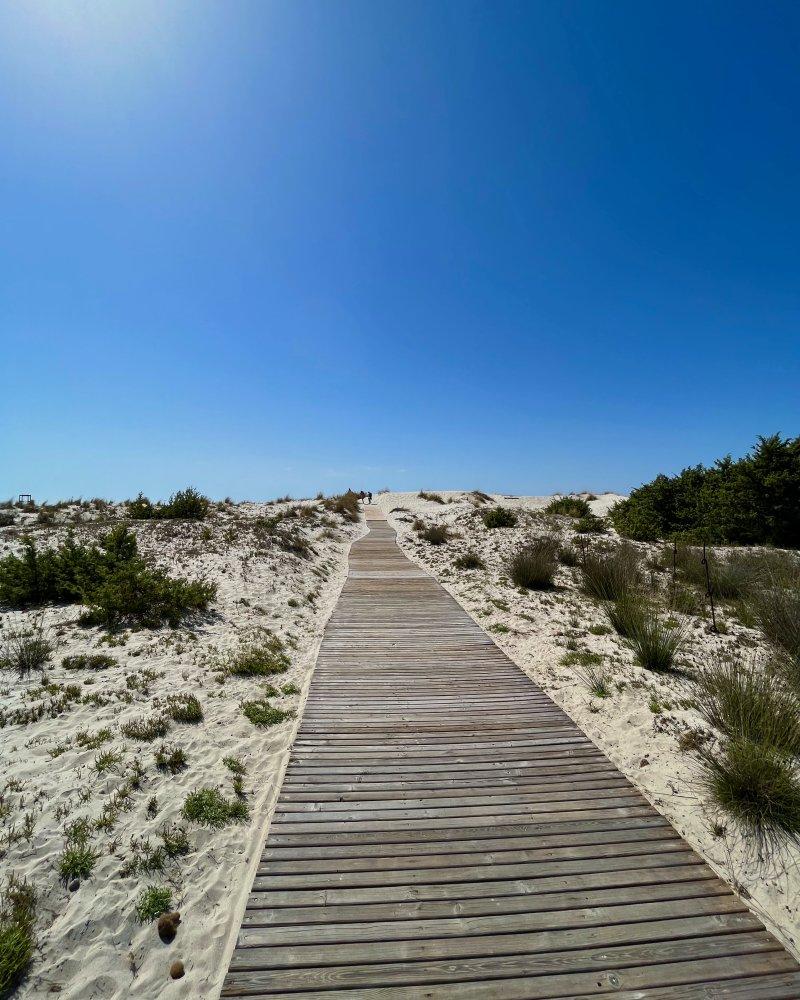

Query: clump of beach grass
left=581, top=545, right=640, bottom=602
left=226, top=636, right=290, bottom=677
left=507, top=538, right=558, bottom=590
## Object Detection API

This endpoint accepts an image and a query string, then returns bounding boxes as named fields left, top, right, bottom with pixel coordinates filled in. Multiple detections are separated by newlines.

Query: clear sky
left=1, top=1, right=798, bottom=501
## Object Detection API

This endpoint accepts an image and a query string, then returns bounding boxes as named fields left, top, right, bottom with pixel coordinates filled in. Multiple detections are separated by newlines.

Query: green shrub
left=0, top=526, right=214, bottom=627
left=62, top=653, right=115, bottom=671
left=482, top=506, right=517, bottom=529
left=419, top=524, right=450, bottom=545
left=698, top=739, right=800, bottom=848
left=135, top=886, right=173, bottom=923
left=581, top=545, right=640, bottom=602
left=227, top=636, right=289, bottom=676
left=508, top=539, right=558, bottom=590
left=694, top=658, right=800, bottom=755
left=182, top=787, right=249, bottom=827
left=84, top=562, right=215, bottom=628
left=165, top=694, right=203, bottom=724
left=223, top=756, right=246, bottom=775
left=242, top=700, right=296, bottom=727
left=418, top=491, right=445, bottom=504
left=627, top=613, right=685, bottom=673
left=610, top=434, right=800, bottom=546
left=546, top=497, right=590, bottom=518
left=0, top=875, right=36, bottom=997
left=575, top=513, right=607, bottom=535
left=163, top=487, right=209, bottom=520
left=454, top=552, right=485, bottom=570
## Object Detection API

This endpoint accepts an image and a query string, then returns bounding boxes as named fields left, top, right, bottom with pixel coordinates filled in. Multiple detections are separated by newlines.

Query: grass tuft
left=135, top=886, right=173, bottom=923
left=182, top=787, right=249, bottom=827
left=242, top=700, right=296, bottom=728
left=507, top=538, right=558, bottom=590
left=227, top=636, right=290, bottom=677
left=165, top=694, right=203, bottom=724
left=581, top=545, right=640, bottom=602
left=482, top=506, right=517, bottom=529
left=0, top=874, right=36, bottom=996
left=454, top=552, right=485, bottom=570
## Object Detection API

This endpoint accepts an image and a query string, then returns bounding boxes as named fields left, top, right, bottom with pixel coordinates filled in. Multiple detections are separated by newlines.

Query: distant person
left=368, top=491, right=373, bottom=504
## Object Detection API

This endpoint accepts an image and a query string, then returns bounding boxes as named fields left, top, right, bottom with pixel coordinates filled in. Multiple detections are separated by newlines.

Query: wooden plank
left=220, top=511, right=799, bottom=998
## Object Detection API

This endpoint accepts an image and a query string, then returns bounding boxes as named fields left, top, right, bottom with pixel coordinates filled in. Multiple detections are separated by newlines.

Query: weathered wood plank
left=220, top=512, right=799, bottom=998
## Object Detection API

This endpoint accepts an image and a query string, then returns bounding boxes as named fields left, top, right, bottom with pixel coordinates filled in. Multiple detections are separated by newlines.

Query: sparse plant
left=120, top=714, right=169, bottom=742
left=227, top=635, right=290, bottom=676
left=0, top=621, right=54, bottom=676
left=182, top=787, right=248, bottom=827
left=223, top=757, right=246, bottom=775
left=557, top=545, right=579, bottom=567
left=454, top=552, right=485, bottom=570
left=749, top=585, right=800, bottom=673
left=242, top=700, right=296, bottom=728
left=418, top=491, right=445, bottom=504
left=58, top=821, right=100, bottom=883
left=418, top=524, right=450, bottom=545
left=135, top=886, right=173, bottom=923
left=154, top=743, right=187, bottom=774
left=605, top=593, right=647, bottom=638
left=165, top=694, right=203, bottom=724
left=62, top=653, right=116, bottom=671
left=508, top=538, right=558, bottom=590
left=0, top=874, right=36, bottom=996
left=579, top=665, right=611, bottom=699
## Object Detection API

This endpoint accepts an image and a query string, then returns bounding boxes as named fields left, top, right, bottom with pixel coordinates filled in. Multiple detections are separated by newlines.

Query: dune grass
left=581, top=545, right=640, bottom=602
left=507, top=538, right=558, bottom=590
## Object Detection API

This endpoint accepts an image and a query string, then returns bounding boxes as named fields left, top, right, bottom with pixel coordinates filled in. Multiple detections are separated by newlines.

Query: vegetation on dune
left=546, top=496, right=591, bottom=518
left=0, top=622, right=54, bottom=676
left=127, top=487, right=210, bottom=520
left=482, top=506, right=517, bottom=529
left=321, top=491, right=360, bottom=522
left=418, top=491, right=445, bottom=504
left=580, top=545, right=640, bottom=602
left=418, top=524, right=450, bottom=545
left=0, top=525, right=215, bottom=626
left=135, top=886, right=173, bottom=923
left=0, top=875, right=36, bottom=997
left=226, top=636, right=290, bottom=676
left=508, top=538, right=558, bottom=590
left=454, top=551, right=485, bottom=570
left=182, top=788, right=248, bottom=827
left=610, top=434, right=800, bottom=546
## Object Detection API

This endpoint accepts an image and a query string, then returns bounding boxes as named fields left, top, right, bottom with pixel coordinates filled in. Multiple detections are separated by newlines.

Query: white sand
left=0, top=499, right=364, bottom=998
left=374, top=490, right=800, bottom=961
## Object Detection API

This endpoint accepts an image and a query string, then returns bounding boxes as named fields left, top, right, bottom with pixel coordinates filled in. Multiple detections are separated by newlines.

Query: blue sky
left=1, top=1, right=798, bottom=501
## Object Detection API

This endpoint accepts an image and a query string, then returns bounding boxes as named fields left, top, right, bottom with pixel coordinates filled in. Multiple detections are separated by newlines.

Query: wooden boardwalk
left=222, top=510, right=800, bottom=998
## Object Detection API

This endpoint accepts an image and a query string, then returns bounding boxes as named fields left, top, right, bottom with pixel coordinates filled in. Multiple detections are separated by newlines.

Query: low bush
left=135, top=886, right=173, bottom=923
left=694, top=658, right=800, bottom=756
left=227, top=636, right=290, bottom=676
left=508, top=539, right=558, bottom=590
left=418, top=491, right=445, bottom=504
left=182, top=787, right=249, bottom=827
left=242, top=700, right=296, bottom=727
left=454, top=552, right=485, bottom=570
left=482, top=506, right=517, bottom=529
left=58, top=822, right=100, bottom=883
left=581, top=545, right=640, bottom=602
left=419, top=524, right=450, bottom=545
left=546, top=497, right=591, bottom=518
left=127, top=487, right=210, bottom=520
left=698, top=739, right=800, bottom=848
left=0, top=526, right=215, bottom=627
left=0, top=874, right=36, bottom=997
